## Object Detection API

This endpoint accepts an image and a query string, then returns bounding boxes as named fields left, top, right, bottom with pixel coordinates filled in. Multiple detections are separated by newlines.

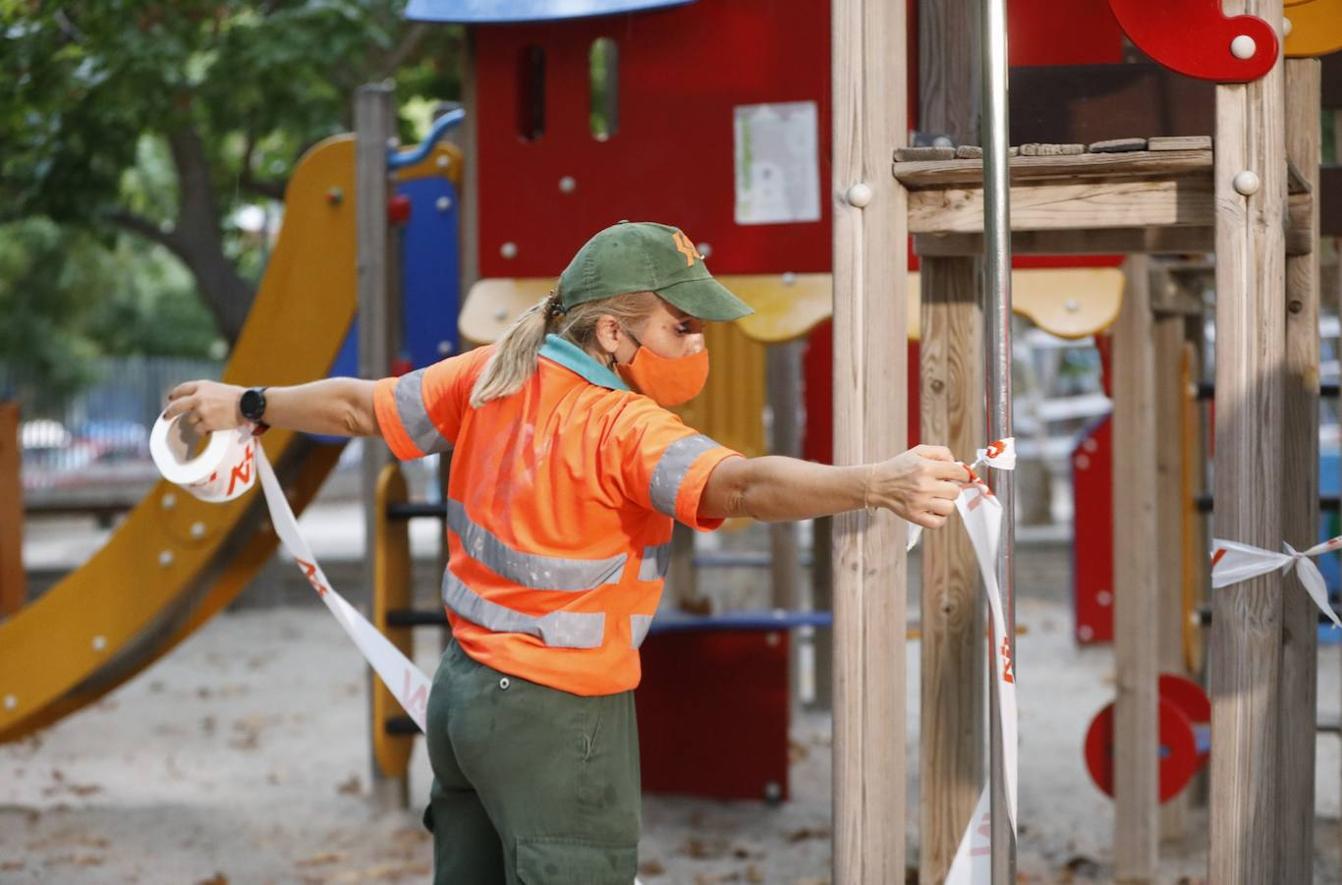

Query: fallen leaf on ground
left=336, top=775, right=362, bottom=795
left=295, top=851, right=346, bottom=867
left=785, top=826, right=830, bottom=843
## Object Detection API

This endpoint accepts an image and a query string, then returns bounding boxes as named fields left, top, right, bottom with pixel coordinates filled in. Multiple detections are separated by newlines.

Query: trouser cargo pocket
left=515, top=835, right=637, bottom=885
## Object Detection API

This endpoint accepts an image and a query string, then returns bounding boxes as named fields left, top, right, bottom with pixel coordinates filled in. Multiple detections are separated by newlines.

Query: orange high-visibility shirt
left=373, top=335, right=741, bottom=696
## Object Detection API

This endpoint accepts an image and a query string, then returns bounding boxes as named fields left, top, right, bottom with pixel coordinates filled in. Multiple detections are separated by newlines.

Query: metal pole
left=980, top=0, right=1015, bottom=881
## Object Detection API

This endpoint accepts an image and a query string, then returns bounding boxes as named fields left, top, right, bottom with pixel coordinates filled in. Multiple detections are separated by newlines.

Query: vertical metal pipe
left=980, top=0, right=1015, bottom=880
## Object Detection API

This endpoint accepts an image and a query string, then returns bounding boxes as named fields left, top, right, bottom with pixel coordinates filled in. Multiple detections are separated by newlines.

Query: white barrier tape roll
left=149, top=416, right=433, bottom=731
left=149, top=414, right=258, bottom=503
left=1211, top=535, right=1342, bottom=630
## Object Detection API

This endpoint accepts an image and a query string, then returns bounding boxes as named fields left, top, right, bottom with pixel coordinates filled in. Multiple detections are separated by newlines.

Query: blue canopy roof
left=405, top=0, right=694, bottom=23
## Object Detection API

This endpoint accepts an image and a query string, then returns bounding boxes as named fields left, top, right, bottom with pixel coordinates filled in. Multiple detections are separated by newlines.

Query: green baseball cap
left=558, top=221, right=754, bottom=321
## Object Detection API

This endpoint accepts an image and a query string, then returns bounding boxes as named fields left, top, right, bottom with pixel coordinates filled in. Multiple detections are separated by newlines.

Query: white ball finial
left=1230, top=34, right=1257, bottom=60
left=1233, top=170, right=1261, bottom=196
left=846, top=183, right=873, bottom=208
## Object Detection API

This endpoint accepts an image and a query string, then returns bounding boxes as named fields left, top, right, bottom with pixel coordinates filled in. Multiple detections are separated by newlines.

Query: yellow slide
left=0, top=136, right=461, bottom=743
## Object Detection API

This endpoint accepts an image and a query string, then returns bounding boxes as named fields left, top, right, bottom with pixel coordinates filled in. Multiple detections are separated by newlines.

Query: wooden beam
left=918, top=256, right=985, bottom=882
left=916, top=227, right=1215, bottom=256
left=916, top=2, right=984, bottom=877
left=831, top=0, right=909, bottom=878
left=1209, top=2, right=1288, bottom=880
left=0, top=402, right=23, bottom=618
left=909, top=177, right=1214, bottom=235
left=1277, top=56, right=1321, bottom=881
left=1112, top=256, right=1160, bottom=880
left=355, top=83, right=403, bottom=809
left=894, top=148, right=1213, bottom=189
left=1155, top=301, right=1189, bottom=844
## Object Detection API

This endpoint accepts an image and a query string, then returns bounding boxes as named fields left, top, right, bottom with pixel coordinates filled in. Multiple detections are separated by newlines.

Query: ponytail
left=469, top=288, right=661, bottom=407
left=469, top=290, right=563, bottom=407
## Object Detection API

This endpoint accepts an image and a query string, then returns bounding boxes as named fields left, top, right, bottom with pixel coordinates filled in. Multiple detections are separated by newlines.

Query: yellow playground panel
left=1284, top=0, right=1342, bottom=58
left=0, top=137, right=462, bottom=743
left=460, top=266, right=1123, bottom=462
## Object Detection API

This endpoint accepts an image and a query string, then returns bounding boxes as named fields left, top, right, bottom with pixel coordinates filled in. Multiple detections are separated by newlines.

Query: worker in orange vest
left=166, top=221, right=964, bottom=884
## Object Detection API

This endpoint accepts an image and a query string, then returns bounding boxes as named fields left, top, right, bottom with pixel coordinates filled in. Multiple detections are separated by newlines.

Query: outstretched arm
left=163, top=378, right=378, bottom=437
left=699, top=444, right=967, bottom=529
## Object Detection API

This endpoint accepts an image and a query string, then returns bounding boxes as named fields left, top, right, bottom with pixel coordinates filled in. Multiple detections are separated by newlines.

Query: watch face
left=241, top=388, right=265, bottom=421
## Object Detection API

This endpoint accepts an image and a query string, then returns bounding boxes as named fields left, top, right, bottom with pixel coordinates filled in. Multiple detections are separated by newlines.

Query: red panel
left=635, top=629, right=790, bottom=800
left=474, top=0, right=834, bottom=279
left=1072, top=415, right=1113, bottom=644
left=802, top=321, right=833, bottom=465
left=1009, top=0, right=1124, bottom=66
left=1106, top=0, right=1279, bottom=83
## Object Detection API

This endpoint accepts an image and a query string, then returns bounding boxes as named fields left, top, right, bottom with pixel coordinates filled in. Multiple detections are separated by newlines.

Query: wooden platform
left=895, top=145, right=1315, bottom=257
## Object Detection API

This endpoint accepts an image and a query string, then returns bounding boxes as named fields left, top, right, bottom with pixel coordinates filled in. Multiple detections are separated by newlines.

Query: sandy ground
left=10, top=485, right=1342, bottom=883
left=3, top=594, right=1340, bottom=884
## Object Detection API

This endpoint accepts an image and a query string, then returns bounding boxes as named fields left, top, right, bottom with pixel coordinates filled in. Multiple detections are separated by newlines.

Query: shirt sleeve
left=373, top=346, right=493, bottom=461
left=608, top=397, right=743, bottom=531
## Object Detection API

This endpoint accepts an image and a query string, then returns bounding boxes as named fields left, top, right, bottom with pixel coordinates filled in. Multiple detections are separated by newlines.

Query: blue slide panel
left=313, top=176, right=460, bottom=443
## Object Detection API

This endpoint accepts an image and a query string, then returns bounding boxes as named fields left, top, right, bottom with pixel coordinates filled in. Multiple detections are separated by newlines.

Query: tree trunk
left=165, top=129, right=254, bottom=343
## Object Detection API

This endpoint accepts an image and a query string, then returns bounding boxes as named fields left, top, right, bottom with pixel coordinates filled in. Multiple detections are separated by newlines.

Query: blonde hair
left=469, top=289, right=660, bottom=407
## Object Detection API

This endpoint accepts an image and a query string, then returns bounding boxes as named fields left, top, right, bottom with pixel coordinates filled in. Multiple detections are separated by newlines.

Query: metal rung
left=387, top=501, right=447, bottom=520
left=385, top=715, right=419, bottom=736
left=387, top=608, right=449, bottom=627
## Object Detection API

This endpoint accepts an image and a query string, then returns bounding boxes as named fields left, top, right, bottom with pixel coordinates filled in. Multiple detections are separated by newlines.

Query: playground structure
left=2, top=0, right=1342, bottom=882
left=0, top=133, right=463, bottom=744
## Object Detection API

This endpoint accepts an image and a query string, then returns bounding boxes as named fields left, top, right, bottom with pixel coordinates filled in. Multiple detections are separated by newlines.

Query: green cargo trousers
left=422, top=637, right=642, bottom=884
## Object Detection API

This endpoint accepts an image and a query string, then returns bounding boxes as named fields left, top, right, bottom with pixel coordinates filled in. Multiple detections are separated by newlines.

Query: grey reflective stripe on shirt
left=649, top=434, right=719, bottom=517
left=395, top=370, right=452, bottom=454
left=637, top=543, right=671, bottom=582
left=441, top=569, right=606, bottom=649
left=447, top=500, right=627, bottom=590
left=630, top=614, right=654, bottom=648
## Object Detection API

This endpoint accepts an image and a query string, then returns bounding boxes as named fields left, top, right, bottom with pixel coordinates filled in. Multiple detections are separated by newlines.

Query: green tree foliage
left=0, top=0, right=460, bottom=343
left=0, top=218, right=219, bottom=410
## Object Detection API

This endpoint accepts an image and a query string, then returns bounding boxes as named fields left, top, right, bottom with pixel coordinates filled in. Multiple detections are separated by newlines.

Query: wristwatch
left=239, top=386, right=270, bottom=432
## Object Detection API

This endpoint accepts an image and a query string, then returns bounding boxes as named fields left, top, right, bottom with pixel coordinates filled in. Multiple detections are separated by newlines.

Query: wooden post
left=0, top=403, right=24, bottom=617
left=917, top=3, right=984, bottom=879
left=1210, top=2, right=1287, bottom=880
left=1153, top=275, right=1188, bottom=843
left=1112, top=255, right=1160, bottom=881
left=1278, top=56, right=1320, bottom=880
left=918, top=256, right=985, bottom=882
left=355, top=82, right=402, bottom=809
left=831, top=0, right=909, bottom=879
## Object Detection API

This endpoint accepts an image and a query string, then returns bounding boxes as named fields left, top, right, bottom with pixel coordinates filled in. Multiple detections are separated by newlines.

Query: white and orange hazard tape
left=150, top=416, right=433, bottom=731
left=906, top=439, right=1018, bottom=884
left=1210, top=536, right=1342, bottom=629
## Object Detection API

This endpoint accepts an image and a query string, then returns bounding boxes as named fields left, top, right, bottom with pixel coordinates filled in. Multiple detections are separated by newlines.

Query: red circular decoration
left=1084, top=695, right=1202, bottom=803
left=1107, top=0, right=1279, bottom=83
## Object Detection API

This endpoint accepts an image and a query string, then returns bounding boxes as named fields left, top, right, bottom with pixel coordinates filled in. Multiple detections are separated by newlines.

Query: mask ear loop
left=610, top=324, right=643, bottom=371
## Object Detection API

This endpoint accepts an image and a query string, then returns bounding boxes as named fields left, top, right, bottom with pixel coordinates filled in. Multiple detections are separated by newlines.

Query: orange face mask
left=615, top=332, right=709, bottom=406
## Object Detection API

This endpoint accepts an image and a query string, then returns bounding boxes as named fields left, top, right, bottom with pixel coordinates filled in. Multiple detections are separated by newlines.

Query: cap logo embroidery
left=671, top=230, right=702, bottom=267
